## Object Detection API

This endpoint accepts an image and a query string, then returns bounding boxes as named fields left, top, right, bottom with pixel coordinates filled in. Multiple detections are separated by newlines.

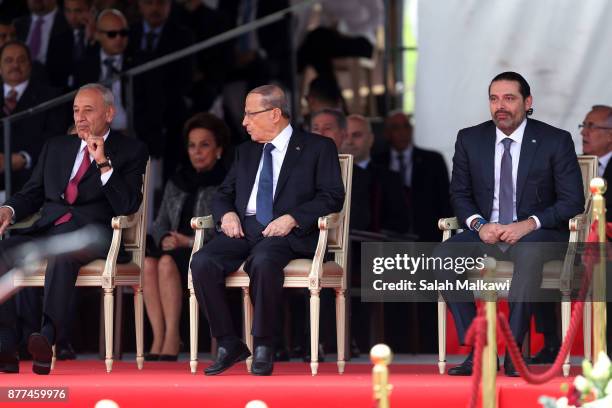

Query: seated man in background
left=0, top=83, right=148, bottom=375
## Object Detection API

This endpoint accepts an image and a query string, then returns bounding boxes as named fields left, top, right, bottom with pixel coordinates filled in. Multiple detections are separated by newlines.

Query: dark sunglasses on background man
left=99, top=29, right=129, bottom=38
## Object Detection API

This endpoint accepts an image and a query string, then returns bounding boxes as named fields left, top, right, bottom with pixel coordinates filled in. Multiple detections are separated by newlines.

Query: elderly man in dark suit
left=435, top=72, right=584, bottom=377
left=0, top=40, right=64, bottom=193
left=190, top=85, right=345, bottom=376
left=0, top=83, right=148, bottom=375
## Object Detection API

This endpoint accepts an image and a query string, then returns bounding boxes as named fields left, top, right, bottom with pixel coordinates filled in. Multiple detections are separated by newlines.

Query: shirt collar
left=100, top=49, right=123, bottom=66
left=32, top=7, right=57, bottom=24
left=495, top=118, right=527, bottom=146
left=390, top=145, right=413, bottom=160
left=79, top=128, right=111, bottom=151
left=143, top=21, right=164, bottom=35
left=599, top=150, right=612, bottom=173
left=4, top=80, right=29, bottom=100
left=357, top=158, right=371, bottom=169
left=268, top=124, right=292, bottom=153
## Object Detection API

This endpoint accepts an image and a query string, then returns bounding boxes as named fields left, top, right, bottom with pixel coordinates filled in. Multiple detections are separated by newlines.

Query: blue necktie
left=256, top=143, right=275, bottom=225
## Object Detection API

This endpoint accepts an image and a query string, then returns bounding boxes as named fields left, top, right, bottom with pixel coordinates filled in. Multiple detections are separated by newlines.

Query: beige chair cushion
left=17, top=260, right=141, bottom=278
left=226, top=259, right=344, bottom=281
left=466, top=260, right=563, bottom=280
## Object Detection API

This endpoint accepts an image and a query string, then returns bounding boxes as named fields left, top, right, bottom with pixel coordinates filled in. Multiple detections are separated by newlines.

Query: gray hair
left=311, top=108, right=347, bottom=130
left=96, top=8, right=128, bottom=27
left=347, top=114, right=372, bottom=133
left=248, top=84, right=291, bottom=119
left=78, top=83, right=115, bottom=106
left=592, top=105, right=612, bottom=127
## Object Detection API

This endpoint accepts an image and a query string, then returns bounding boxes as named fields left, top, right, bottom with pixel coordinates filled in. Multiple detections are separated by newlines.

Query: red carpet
left=0, top=360, right=574, bottom=407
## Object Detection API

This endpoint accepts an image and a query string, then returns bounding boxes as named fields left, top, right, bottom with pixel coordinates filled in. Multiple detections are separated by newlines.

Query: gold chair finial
left=590, top=177, right=607, bottom=195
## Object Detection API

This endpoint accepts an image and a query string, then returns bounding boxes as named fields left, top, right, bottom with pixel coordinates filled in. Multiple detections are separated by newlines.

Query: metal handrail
left=1, top=0, right=314, bottom=197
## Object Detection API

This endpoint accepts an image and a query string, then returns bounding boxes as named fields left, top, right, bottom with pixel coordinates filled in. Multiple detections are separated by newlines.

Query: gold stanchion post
left=371, top=344, right=393, bottom=408
left=482, top=257, right=498, bottom=408
left=590, top=178, right=607, bottom=357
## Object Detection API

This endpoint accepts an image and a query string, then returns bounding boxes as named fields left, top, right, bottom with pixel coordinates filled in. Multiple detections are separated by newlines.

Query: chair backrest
left=578, top=155, right=598, bottom=207
left=121, top=159, right=151, bottom=270
left=327, top=154, right=353, bottom=269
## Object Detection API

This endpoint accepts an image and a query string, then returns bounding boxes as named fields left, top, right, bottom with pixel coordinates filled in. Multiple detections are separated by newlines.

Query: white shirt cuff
left=466, top=214, right=483, bottom=230
left=18, top=151, right=32, bottom=170
left=529, top=215, right=541, bottom=230
left=100, top=168, right=114, bottom=185
left=0, top=205, right=16, bottom=223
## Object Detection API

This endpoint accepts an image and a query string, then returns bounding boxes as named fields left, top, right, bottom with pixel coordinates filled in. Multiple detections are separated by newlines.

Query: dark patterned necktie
left=55, top=146, right=92, bottom=225
left=256, top=143, right=275, bottom=226
left=3, top=88, right=17, bottom=115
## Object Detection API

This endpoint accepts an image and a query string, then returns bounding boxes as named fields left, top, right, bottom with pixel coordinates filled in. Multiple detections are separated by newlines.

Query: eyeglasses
left=244, top=108, right=275, bottom=118
left=579, top=123, right=612, bottom=131
left=99, top=29, right=129, bottom=39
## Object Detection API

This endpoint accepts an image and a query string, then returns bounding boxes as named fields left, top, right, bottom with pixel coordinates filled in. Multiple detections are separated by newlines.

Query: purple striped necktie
left=29, top=17, right=44, bottom=61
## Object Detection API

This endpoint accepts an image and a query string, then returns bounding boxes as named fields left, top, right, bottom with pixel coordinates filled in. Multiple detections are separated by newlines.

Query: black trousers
left=190, top=217, right=308, bottom=339
left=433, top=228, right=568, bottom=346
left=0, top=221, right=111, bottom=349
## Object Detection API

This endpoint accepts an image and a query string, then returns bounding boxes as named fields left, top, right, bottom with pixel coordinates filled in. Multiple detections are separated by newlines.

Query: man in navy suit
left=0, top=83, right=148, bottom=375
left=190, top=85, right=345, bottom=376
left=435, top=72, right=584, bottom=376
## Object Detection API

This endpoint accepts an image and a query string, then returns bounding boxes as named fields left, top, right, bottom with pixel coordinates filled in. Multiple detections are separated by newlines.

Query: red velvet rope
left=465, top=219, right=606, bottom=406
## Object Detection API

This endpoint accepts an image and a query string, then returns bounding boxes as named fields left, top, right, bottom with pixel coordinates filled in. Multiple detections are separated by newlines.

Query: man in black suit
left=435, top=72, right=584, bottom=376
left=127, top=0, right=193, bottom=177
left=14, top=0, right=73, bottom=89
left=190, top=85, right=345, bottom=376
left=0, top=83, right=148, bottom=375
left=0, top=40, right=65, bottom=193
left=75, top=9, right=132, bottom=133
left=373, top=111, right=451, bottom=242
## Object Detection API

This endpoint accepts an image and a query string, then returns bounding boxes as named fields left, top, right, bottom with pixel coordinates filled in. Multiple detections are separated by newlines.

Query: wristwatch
left=96, top=158, right=112, bottom=170
left=472, top=218, right=488, bottom=232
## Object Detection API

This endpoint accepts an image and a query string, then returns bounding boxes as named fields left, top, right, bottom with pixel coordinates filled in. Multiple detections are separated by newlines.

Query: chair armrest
left=191, top=215, right=215, bottom=230
left=318, top=213, right=341, bottom=230
left=438, top=217, right=460, bottom=231
left=569, top=213, right=585, bottom=232
left=111, top=214, right=138, bottom=229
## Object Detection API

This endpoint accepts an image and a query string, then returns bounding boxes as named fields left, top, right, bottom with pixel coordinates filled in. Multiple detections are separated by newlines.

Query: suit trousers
left=190, top=216, right=306, bottom=339
left=0, top=221, right=111, bottom=348
left=433, top=228, right=568, bottom=346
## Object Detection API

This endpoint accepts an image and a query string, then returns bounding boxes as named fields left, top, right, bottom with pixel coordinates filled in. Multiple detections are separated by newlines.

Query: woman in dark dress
left=143, top=113, right=229, bottom=360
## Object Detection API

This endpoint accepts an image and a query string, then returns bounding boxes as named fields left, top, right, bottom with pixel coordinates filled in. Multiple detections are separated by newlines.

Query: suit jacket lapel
left=274, top=131, right=303, bottom=202
left=516, top=120, right=539, bottom=207
left=480, top=123, right=496, bottom=217
left=238, top=142, right=263, bottom=215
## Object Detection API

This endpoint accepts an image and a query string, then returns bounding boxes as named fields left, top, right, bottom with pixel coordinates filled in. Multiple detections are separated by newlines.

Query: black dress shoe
left=529, top=345, right=559, bottom=365
left=0, top=352, right=19, bottom=374
left=251, top=345, right=274, bottom=376
left=159, top=354, right=178, bottom=362
left=204, top=341, right=251, bottom=376
left=27, top=333, right=53, bottom=375
left=504, top=354, right=520, bottom=377
left=56, top=343, right=76, bottom=361
left=448, top=353, right=474, bottom=376
left=144, top=353, right=160, bottom=361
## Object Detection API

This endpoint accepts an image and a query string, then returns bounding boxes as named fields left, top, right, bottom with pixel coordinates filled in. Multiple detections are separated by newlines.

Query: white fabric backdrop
left=415, top=0, right=612, bottom=164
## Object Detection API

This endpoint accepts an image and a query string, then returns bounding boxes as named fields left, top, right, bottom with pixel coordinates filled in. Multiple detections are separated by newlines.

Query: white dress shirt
left=3, top=81, right=33, bottom=169
left=99, top=50, right=127, bottom=130
left=245, top=124, right=292, bottom=216
left=27, top=7, right=58, bottom=64
left=389, top=146, right=413, bottom=187
left=72, top=129, right=114, bottom=186
left=467, top=119, right=541, bottom=230
left=598, top=150, right=612, bottom=177
left=356, top=157, right=371, bottom=169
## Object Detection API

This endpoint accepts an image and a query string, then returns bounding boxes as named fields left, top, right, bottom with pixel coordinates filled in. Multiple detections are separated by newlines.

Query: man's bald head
left=581, top=105, right=612, bottom=157
left=96, top=9, right=129, bottom=56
